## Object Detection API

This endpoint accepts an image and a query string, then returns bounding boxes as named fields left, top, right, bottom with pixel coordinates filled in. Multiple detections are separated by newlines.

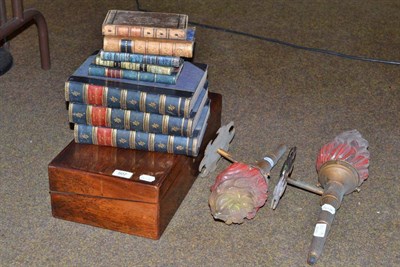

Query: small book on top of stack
left=65, top=10, right=210, bottom=157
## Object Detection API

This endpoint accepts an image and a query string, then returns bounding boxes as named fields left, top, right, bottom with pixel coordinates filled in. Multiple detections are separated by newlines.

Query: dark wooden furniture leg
left=0, top=0, right=50, bottom=71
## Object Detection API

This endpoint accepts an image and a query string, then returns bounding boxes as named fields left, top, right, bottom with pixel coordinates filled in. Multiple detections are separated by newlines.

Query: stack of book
left=64, top=10, right=210, bottom=157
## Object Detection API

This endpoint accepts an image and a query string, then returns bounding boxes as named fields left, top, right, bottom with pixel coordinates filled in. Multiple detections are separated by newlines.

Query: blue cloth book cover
left=66, top=53, right=208, bottom=117
left=74, top=99, right=211, bottom=156
left=69, top=88, right=208, bottom=137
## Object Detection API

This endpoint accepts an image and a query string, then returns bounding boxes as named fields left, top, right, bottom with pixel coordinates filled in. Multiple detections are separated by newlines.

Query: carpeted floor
left=1, top=1, right=399, bottom=266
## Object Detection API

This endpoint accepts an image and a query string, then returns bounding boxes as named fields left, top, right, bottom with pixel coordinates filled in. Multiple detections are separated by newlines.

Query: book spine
left=69, top=103, right=194, bottom=137
left=65, top=81, right=190, bottom=117
left=103, top=25, right=187, bottom=40
left=88, top=65, right=178, bottom=85
left=99, top=50, right=183, bottom=67
left=102, top=10, right=188, bottom=40
left=74, top=124, right=199, bottom=156
left=103, top=36, right=193, bottom=58
left=95, top=56, right=176, bottom=75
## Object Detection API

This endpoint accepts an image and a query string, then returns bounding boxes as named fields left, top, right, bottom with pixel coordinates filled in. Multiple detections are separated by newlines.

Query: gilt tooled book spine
left=65, top=57, right=208, bottom=118
left=73, top=101, right=210, bottom=157
left=65, top=81, right=192, bottom=117
left=99, top=50, right=183, bottom=67
left=69, top=103, right=196, bottom=137
left=102, top=10, right=188, bottom=40
left=103, top=36, right=194, bottom=58
left=95, top=56, right=178, bottom=75
left=74, top=124, right=197, bottom=156
left=88, top=64, right=179, bottom=85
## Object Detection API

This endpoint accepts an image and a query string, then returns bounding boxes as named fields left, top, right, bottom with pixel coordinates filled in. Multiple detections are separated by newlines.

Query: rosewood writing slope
left=48, top=93, right=221, bottom=239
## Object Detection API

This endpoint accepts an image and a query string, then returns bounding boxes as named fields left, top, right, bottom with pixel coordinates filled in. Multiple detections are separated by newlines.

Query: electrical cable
left=135, top=0, right=400, bottom=66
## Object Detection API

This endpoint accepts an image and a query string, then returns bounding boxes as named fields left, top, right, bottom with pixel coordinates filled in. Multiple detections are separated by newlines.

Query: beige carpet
left=1, top=0, right=399, bottom=266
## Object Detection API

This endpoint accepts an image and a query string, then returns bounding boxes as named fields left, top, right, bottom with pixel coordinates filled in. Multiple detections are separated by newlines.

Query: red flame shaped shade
left=209, top=162, right=268, bottom=224
left=316, top=130, right=370, bottom=181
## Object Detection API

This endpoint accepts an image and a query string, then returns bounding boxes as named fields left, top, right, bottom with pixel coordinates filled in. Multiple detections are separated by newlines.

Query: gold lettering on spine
left=95, top=57, right=106, bottom=67
left=129, top=131, right=136, bottom=149
left=120, top=62, right=130, bottom=69
left=87, top=106, right=92, bottom=125
left=124, top=110, right=130, bottom=129
left=140, top=92, right=147, bottom=112
left=92, top=127, right=98, bottom=145
left=167, top=136, right=174, bottom=153
left=106, top=108, right=112, bottom=127
left=120, top=89, right=127, bottom=109
left=143, top=113, right=150, bottom=132
left=183, top=98, right=190, bottom=118
left=103, top=87, right=108, bottom=106
left=148, top=133, right=155, bottom=151
left=103, top=58, right=111, bottom=67
left=162, top=115, right=169, bottom=134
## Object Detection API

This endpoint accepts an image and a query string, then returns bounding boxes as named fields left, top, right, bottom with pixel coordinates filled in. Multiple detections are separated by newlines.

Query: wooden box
left=48, top=93, right=221, bottom=239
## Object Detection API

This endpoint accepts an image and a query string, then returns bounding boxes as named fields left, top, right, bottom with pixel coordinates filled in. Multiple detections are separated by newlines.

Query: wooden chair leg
left=24, top=8, right=51, bottom=70
left=0, top=0, right=50, bottom=70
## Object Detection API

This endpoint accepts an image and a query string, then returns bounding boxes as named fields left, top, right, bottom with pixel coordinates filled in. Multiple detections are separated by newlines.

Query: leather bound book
left=99, top=50, right=183, bottom=68
left=65, top=53, right=208, bottom=118
left=68, top=88, right=208, bottom=138
left=73, top=99, right=210, bottom=157
left=102, top=10, right=189, bottom=40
